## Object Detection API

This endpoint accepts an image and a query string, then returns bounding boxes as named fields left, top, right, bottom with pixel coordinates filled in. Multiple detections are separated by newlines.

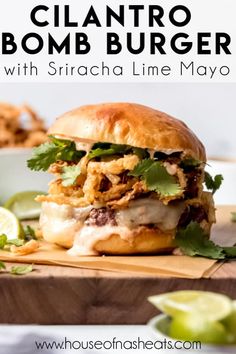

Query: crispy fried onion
left=10, top=240, right=39, bottom=255
left=37, top=154, right=199, bottom=208
left=82, top=155, right=140, bottom=204
left=38, top=155, right=143, bottom=207
left=0, top=102, right=47, bottom=148
left=155, top=163, right=186, bottom=205
left=107, top=181, right=148, bottom=208
left=186, top=191, right=216, bottom=225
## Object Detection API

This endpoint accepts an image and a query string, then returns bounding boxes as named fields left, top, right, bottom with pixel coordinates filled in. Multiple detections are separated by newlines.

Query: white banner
left=0, top=0, right=235, bottom=82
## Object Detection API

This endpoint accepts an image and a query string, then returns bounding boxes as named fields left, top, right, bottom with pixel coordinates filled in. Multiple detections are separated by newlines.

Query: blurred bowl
left=148, top=314, right=236, bottom=354
left=0, top=148, right=50, bottom=204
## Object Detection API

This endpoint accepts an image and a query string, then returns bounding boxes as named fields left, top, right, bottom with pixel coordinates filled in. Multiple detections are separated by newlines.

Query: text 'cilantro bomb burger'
left=28, top=103, right=219, bottom=256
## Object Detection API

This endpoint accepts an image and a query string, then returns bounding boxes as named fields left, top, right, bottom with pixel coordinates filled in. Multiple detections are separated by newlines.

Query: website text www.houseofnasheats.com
left=35, top=336, right=201, bottom=351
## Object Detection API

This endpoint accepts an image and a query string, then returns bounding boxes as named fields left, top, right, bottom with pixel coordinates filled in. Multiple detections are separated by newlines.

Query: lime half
left=148, top=291, right=233, bottom=322
left=4, top=191, right=45, bottom=220
left=0, top=207, right=23, bottom=239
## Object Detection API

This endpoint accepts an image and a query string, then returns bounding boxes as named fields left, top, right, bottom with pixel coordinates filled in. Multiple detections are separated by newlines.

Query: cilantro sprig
left=88, top=142, right=149, bottom=160
left=180, top=158, right=202, bottom=171
left=27, top=136, right=86, bottom=172
left=129, top=159, right=181, bottom=197
left=24, top=225, right=37, bottom=241
left=0, top=234, right=25, bottom=249
left=61, top=165, right=81, bottom=187
left=0, top=261, right=6, bottom=270
left=204, top=172, right=223, bottom=194
left=176, top=222, right=236, bottom=260
left=11, top=264, right=33, bottom=276
left=0, top=235, right=7, bottom=249
left=0, top=226, right=36, bottom=250
left=0, top=261, right=33, bottom=275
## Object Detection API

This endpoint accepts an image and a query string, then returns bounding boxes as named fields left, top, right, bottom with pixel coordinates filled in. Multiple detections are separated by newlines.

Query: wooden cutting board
left=0, top=205, right=236, bottom=325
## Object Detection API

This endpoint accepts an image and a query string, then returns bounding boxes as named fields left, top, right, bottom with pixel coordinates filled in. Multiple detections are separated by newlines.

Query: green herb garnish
left=7, top=239, right=25, bottom=247
left=0, top=234, right=24, bottom=249
left=180, top=158, right=201, bottom=171
left=0, top=234, right=7, bottom=249
left=176, top=222, right=236, bottom=260
left=24, top=225, right=37, bottom=241
left=204, top=172, right=223, bottom=194
left=27, top=136, right=85, bottom=171
left=10, top=264, right=33, bottom=276
left=0, top=261, right=6, bottom=270
left=88, top=142, right=149, bottom=160
left=61, top=165, right=81, bottom=187
left=129, top=159, right=181, bottom=197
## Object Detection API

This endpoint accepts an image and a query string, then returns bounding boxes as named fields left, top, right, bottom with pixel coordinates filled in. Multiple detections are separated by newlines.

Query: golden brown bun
left=52, top=227, right=175, bottom=254
left=48, top=102, right=206, bottom=161
left=94, top=227, right=175, bottom=255
left=54, top=221, right=213, bottom=255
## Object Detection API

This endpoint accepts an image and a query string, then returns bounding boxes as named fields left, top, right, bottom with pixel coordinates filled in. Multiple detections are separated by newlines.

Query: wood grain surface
left=0, top=206, right=236, bottom=325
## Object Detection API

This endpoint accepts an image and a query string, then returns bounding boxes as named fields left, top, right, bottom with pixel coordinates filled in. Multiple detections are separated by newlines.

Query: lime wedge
left=4, top=191, right=45, bottom=220
left=148, top=291, right=233, bottom=322
left=0, top=207, right=24, bottom=240
left=169, top=313, right=229, bottom=345
left=221, top=300, right=236, bottom=343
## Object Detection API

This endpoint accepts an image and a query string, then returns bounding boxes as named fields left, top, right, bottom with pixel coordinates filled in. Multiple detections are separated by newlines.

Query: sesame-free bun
left=93, top=227, right=175, bottom=255
left=48, top=103, right=206, bottom=161
left=41, top=215, right=213, bottom=255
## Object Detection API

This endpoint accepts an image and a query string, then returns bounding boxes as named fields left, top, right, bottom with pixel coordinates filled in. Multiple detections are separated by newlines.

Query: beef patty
left=86, top=208, right=117, bottom=227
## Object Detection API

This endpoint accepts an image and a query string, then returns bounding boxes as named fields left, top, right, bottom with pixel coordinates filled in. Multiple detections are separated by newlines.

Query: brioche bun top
left=48, top=102, right=206, bottom=161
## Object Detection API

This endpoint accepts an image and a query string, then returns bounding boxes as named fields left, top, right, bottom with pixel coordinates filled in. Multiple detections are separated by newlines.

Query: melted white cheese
left=68, top=225, right=134, bottom=256
left=40, top=202, right=92, bottom=248
left=116, top=198, right=185, bottom=231
left=40, top=198, right=184, bottom=256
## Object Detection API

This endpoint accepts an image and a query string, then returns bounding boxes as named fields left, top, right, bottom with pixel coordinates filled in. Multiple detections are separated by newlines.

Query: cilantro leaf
left=223, top=247, right=236, bottom=258
left=0, top=261, right=6, bottom=270
left=0, top=234, right=25, bottom=249
left=24, top=225, right=37, bottom=241
left=88, top=143, right=130, bottom=160
left=180, top=158, right=201, bottom=171
left=27, top=141, right=59, bottom=171
left=0, top=234, right=7, bottom=249
left=145, top=163, right=181, bottom=196
left=129, top=159, right=154, bottom=176
left=204, top=172, right=223, bottom=194
left=7, top=239, right=25, bottom=247
left=129, top=159, right=181, bottom=197
left=27, top=137, right=85, bottom=171
left=61, top=165, right=81, bottom=187
left=176, top=222, right=236, bottom=260
left=88, top=148, right=119, bottom=160
left=132, top=147, right=150, bottom=159
left=10, top=264, right=33, bottom=276
left=88, top=142, right=149, bottom=160
left=176, top=222, right=225, bottom=259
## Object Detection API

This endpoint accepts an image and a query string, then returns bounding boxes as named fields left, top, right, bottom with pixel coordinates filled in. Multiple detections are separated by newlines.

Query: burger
left=28, top=103, right=217, bottom=256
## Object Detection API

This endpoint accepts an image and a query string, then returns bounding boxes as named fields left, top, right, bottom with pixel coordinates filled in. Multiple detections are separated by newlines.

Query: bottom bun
left=93, top=227, right=176, bottom=255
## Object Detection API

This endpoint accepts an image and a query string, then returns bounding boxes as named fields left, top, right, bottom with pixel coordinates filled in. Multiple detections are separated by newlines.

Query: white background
left=0, top=82, right=235, bottom=158
left=0, top=0, right=235, bottom=82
